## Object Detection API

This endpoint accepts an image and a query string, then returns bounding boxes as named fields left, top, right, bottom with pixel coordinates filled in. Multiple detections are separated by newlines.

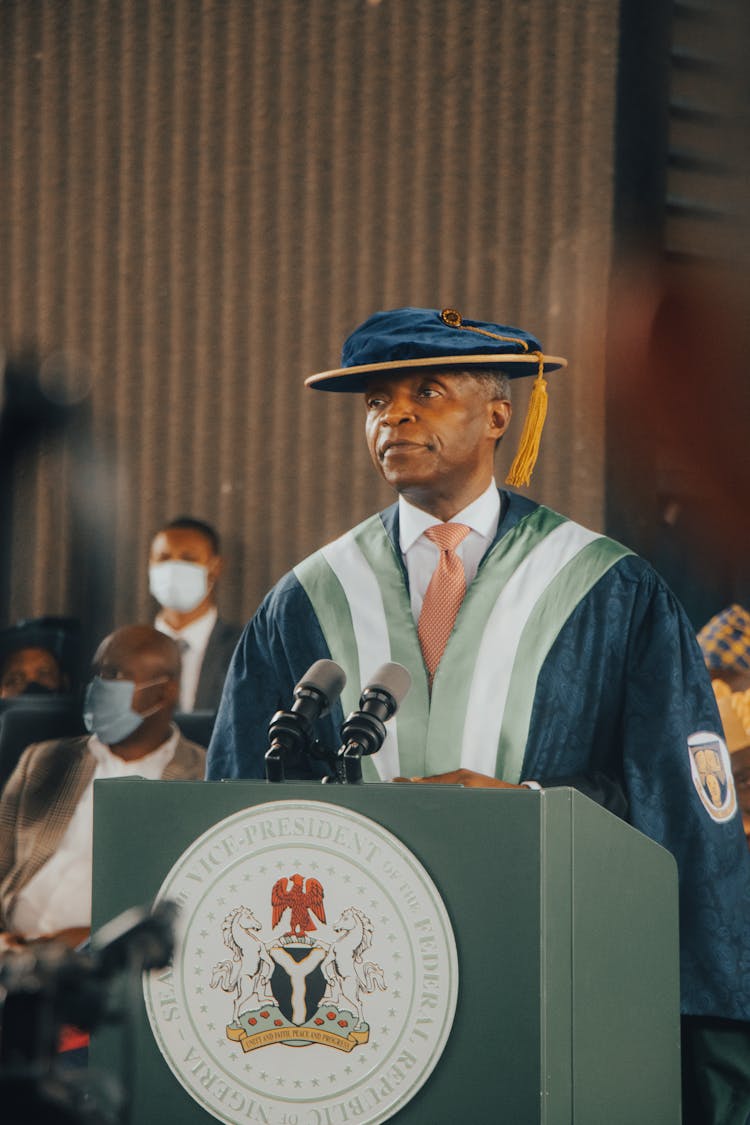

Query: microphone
left=265, top=660, right=346, bottom=782
left=338, top=662, right=412, bottom=783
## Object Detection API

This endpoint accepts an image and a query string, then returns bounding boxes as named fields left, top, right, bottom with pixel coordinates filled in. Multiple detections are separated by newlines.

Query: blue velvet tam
left=305, top=307, right=567, bottom=392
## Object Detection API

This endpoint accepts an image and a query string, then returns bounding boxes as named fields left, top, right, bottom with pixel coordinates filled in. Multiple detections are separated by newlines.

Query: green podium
left=90, top=781, right=680, bottom=1124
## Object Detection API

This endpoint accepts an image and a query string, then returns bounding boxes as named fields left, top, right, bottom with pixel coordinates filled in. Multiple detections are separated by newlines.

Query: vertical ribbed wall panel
left=0, top=0, right=620, bottom=651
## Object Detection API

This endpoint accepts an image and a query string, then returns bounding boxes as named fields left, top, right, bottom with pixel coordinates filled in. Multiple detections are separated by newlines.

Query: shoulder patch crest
left=687, top=730, right=737, bottom=822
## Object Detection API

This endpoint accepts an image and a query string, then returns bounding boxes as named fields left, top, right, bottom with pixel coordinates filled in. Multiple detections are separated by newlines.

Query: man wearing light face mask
left=0, top=625, right=205, bottom=949
left=149, top=517, right=242, bottom=713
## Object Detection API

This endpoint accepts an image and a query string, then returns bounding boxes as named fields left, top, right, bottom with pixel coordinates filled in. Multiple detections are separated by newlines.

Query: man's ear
left=488, top=399, right=512, bottom=440
left=163, top=677, right=181, bottom=709
left=208, top=555, right=224, bottom=586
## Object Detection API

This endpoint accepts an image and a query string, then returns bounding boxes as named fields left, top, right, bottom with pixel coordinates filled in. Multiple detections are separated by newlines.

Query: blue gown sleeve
left=618, top=570, right=750, bottom=1022
left=205, top=573, right=342, bottom=782
left=526, top=557, right=750, bottom=1020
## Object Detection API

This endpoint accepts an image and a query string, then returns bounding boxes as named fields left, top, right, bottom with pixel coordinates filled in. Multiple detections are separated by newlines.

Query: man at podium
left=206, top=307, right=750, bottom=1122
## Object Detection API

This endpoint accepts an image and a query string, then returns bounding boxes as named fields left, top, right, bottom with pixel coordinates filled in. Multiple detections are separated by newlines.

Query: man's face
left=364, top=372, right=510, bottom=504
left=0, top=647, right=64, bottom=697
left=149, top=528, right=220, bottom=577
left=93, top=631, right=174, bottom=719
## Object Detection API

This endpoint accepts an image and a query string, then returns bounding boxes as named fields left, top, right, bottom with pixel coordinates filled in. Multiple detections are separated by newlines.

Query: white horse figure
left=321, top=906, right=387, bottom=1026
left=210, top=905, right=275, bottom=1024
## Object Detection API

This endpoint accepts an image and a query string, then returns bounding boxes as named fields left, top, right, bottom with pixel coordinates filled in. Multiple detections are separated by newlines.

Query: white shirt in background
left=9, top=728, right=178, bottom=938
left=156, top=605, right=217, bottom=711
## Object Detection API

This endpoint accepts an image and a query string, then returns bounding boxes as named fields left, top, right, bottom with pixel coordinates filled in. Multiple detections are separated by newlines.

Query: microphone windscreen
left=298, top=659, right=347, bottom=704
left=365, top=662, right=412, bottom=707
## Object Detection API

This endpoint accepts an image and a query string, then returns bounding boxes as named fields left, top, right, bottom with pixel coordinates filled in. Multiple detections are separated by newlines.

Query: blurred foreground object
left=0, top=350, right=93, bottom=630
left=607, top=258, right=750, bottom=620
left=0, top=900, right=177, bottom=1125
left=0, top=350, right=91, bottom=456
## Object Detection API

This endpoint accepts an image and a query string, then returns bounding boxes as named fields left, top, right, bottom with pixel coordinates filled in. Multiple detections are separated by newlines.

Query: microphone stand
left=265, top=716, right=342, bottom=784
left=334, top=686, right=393, bottom=784
left=265, top=662, right=409, bottom=785
left=264, top=661, right=346, bottom=783
left=339, top=745, right=365, bottom=784
left=307, top=739, right=345, bottom=783
left=265, top=709, right=306, bottom=782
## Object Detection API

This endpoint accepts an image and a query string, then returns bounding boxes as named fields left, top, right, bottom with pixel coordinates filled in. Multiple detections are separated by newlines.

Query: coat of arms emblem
left=209, top=873, right=387, bottom=1052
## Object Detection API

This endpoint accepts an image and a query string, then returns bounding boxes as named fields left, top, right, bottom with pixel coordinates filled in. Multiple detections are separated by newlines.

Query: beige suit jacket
left=0, top=730, right=205, bottom=929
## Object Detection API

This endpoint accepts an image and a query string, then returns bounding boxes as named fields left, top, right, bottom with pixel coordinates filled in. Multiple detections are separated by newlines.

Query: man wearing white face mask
left=0, top=625, right=205, bottom=949
left=149, top=517, right=242, bottom=713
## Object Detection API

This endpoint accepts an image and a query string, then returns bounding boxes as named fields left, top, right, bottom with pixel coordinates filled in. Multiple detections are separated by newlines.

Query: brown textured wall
left=0, top=0, right=620, bottom=648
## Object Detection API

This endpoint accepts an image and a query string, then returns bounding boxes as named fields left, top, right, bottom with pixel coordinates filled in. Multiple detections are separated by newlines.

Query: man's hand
left=42, top=926, right=91, bottom=949
left=0, top=930, right=27, bottom=952
left=394, top=769, right=522, bottom=789
left=0, top=926, right=91, bottom=952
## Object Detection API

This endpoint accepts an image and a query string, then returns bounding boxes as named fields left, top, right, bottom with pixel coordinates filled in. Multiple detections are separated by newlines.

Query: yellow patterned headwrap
left=698, top=604, right=750, bottom=672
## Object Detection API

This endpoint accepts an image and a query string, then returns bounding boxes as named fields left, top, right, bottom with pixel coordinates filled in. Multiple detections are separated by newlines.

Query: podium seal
left=144, top=799, right=459, bottom=1124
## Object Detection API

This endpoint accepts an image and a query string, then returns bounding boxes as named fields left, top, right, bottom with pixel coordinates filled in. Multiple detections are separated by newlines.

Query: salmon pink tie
left=418, top=523, right=471, bottom=683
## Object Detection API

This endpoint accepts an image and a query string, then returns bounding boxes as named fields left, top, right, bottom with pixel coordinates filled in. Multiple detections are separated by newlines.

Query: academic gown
left=206, top=490, right=750, bottom=1025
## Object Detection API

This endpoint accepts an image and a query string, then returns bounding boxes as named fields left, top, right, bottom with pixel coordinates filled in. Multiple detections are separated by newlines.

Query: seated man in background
left=149, top=517, right=241, bottom=713
left=0, top=624, right=205, bottom=949
left=0, top=616, right=81, bottom=699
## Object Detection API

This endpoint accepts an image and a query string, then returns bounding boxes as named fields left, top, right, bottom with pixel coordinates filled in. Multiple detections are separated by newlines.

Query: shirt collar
left=398, top=480, right=500, bottom=553
left=88, top=723, right=180, bottom=770
left=156, top=604, right=217, bottom=647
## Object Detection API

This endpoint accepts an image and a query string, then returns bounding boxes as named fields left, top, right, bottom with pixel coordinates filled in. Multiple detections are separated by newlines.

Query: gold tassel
left=505, top=352, right=548, bottom=488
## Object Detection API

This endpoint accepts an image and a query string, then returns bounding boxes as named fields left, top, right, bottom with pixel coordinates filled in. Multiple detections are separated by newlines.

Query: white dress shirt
left=9, top=728, right=178, bottom=938
left=156, top=605, right=217, bottom=711
left=399, top=480, right=501, bottom=623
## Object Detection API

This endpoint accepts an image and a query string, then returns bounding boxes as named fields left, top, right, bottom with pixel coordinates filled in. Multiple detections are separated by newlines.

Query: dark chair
left=0, top=697, right=86, bottom=793
left=174, top=710, right=216, bottom=749
left=0, top=693, right=81, bottom=716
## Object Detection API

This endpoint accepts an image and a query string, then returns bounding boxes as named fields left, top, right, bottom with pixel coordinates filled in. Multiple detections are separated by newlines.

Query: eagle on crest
left=271, top=873, right=326, bottom=937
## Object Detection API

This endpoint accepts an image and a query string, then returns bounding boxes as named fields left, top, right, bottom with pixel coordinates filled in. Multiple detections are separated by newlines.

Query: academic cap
left=305, top=307, right=568, bottom=487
